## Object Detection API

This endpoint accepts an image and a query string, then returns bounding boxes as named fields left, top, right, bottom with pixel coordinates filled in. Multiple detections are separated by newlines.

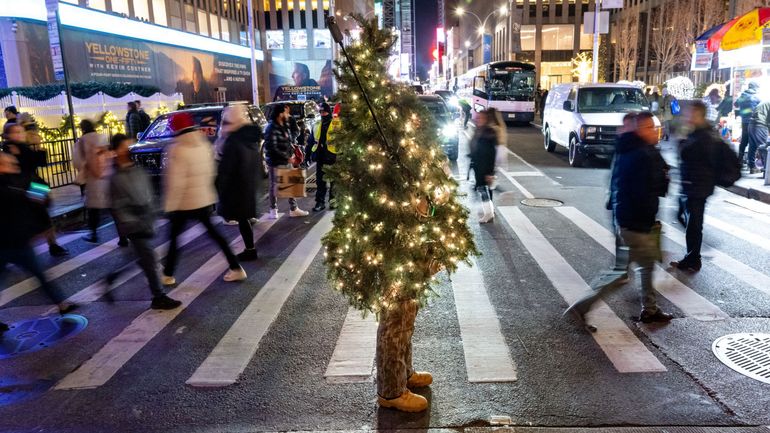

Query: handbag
left=289, top=144, right=304, bottom=167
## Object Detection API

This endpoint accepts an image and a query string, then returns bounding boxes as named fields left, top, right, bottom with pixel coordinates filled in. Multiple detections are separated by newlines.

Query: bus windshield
left=577, top=87, right=649, bottom=113
left=486, top=69, right=536, bottom=101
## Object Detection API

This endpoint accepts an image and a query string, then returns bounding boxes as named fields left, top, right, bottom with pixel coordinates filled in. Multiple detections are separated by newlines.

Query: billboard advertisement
left=269, top=59, right=333, bottom=102
left=9, top=20, right=254, bottom=103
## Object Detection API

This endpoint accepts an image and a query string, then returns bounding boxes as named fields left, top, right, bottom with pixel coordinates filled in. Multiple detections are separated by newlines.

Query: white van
left=541, top=83, right=660, bottom=167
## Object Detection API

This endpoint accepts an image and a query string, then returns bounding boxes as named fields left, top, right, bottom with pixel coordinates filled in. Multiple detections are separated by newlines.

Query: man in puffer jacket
left=161, top=112, right=246, bottom=286
left=263, top=103, right=308, bottom=219
left=735, top=81, right=761, bottom=165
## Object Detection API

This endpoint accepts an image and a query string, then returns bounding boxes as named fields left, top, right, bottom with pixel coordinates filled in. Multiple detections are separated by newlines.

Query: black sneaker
left=58, top=303, right=79, bottom=315
left=237, top=248, right=258, bottom=261
left=82, top=234, right=99, bottom=244
left=312, top=203, right=326, bottom=212
left=151, top=295, right=182, bottom=310
left=117, top=237, right=129, bottom=247
left=640, top=309, right=673, bottom=323
left=49, top=244, right=69, bottom=257
left=670, top=258, right=702, bottom=272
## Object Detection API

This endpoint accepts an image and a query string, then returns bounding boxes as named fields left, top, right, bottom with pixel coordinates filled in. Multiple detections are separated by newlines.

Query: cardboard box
left=275, top=167, right=307, bottom=198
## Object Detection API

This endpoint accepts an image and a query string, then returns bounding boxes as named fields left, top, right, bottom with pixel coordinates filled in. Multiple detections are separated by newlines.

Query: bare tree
left=614, top=12, right=639, bottom=80
left=650, top=4, right=685, bottom=78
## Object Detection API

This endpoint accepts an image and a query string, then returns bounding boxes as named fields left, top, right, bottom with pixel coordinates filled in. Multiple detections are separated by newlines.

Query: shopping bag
left=275, top=167, right=307, bottom=198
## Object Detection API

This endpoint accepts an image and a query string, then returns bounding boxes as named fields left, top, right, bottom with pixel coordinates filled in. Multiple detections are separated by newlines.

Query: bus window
left=473, top=76, right=487, bottom=98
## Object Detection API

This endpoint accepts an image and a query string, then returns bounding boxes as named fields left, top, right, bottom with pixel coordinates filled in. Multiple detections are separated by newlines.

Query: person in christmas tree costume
left=322, top=17, right=478, bottom=413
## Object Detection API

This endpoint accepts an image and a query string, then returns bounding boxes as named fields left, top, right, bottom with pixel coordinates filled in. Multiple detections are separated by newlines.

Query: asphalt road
left=1, top=125, right=770, bottom=433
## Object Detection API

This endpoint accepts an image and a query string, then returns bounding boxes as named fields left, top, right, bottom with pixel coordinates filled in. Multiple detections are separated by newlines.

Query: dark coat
left=1, top=140, right=46, bottom=189
left=126, top=110, right=143, bottom=139
left=216, top=125, right=262, bottom=221
left=263, top=121, right=293, bottom=167
left=679, top=125, right=721, bottom=199
left=0, top=174, right=37, bottom=249
left=470, top=125, right=498, bottom=185
left=110, top=163, right=156, bottom=238
left=610, top=133, right=669, bottom=232
left=736, top=87, right=760, bottom=122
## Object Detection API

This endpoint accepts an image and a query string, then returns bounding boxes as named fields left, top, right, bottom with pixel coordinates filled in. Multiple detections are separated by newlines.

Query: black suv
left=129, top=102, right=267, bottom=177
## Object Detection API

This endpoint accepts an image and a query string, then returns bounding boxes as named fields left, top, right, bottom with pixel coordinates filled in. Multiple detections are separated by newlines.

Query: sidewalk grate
left=713, top=333, right=770, bottom=384
left=521, top=198, right=564, bottom=208
left=0, top=314, right=88, bottom=360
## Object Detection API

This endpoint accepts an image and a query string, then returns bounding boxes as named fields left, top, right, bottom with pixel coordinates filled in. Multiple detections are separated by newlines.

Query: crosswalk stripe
left=705, top=215, right=770, bottom=252
left=52, top=223, right=209, bottom=309
left=555, top=207, right=729, bottom=322
left=54, top=218, right=279, bottom=390
left=498, top=206, right=667, bottom=373
left=0, top=220, right=169, bottom=308
left=451, top=258, right=518, bottom=382
left=498, top=170, right=535, bottom=199
left=507, top=171, right=544, bottom=177
left=661, top=221, right=770, bottom=298
left=324, top=307, right=378, bottom=384
left=186, top=213, right=333, bottom=387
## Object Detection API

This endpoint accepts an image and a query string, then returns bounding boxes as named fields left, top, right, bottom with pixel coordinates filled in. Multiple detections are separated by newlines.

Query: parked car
left=262, top=100, right=319, bottom=130
left=129, top=102, right=267, bottom=179
left=542, top=83, right=661, bottom=167
left=418, top=95, right=459, bottom=161
left=433, top=90, right=461, bottom=117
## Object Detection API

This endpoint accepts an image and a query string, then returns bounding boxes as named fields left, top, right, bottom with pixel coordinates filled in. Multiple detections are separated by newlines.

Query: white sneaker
left=223, top=266, right=247, bottom=282
left=268, top=209, right=278, bottom=219
left=224, top=220, right=238, bottom=225
left=249, top=217, right=259, bottom=225
left=289, top=208, right=309, bottom=217
left=161, top=275, right=176, bottom=286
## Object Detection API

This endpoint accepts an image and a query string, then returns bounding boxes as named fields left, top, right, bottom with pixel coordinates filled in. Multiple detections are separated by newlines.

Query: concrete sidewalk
left=50, top=184, right=84, bottom=226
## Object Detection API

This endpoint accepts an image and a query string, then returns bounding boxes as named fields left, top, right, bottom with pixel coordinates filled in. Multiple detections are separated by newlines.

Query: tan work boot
left=377, top=390, right=428, bottom=413
left=407, top=371, right=433, bottom=388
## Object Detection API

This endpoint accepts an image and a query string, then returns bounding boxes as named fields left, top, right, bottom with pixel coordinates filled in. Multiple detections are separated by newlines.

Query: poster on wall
left=269, top=60, right=333, bottom=101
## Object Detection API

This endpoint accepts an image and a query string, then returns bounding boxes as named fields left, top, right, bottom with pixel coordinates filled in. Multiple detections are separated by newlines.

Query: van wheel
left=544, top=127, right=556, bottom=152
left=568, top=135, right=584, bottom=167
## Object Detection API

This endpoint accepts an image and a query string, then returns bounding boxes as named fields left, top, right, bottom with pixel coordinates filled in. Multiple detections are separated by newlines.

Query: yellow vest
left=312, top=118, right=338, bottom=154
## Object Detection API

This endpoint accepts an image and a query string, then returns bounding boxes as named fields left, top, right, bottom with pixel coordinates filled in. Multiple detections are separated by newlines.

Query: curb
left=725, top=183, right=770, bottom=205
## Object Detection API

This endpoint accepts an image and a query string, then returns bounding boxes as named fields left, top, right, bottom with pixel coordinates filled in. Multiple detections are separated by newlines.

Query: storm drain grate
left=712, top=333, right=770, bottom=384
left=520, top=198, right=564, bottom=208
left=0, top=314, right=88, bottom=360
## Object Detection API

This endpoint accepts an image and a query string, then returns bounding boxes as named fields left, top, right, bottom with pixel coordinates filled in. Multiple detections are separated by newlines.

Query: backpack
left=138, top=110, right=151, bottom=132
left=713, top=136, right=741, bottom=187
left=670, top=98, right=681, bottom=116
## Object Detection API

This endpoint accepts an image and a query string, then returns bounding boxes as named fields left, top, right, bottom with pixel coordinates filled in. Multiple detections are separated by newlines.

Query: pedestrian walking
left=106, top=134, right=182, bottom=310
left=3, top=105, right=18, bottom=124
left=703, top=88, right=721, bottom=125
left=745, top=100, right=770, bottom=175
left=0, top=152, right=75, bottom=315
left=458, top=98, right=472, bottom=129
left=125, top=101, right=143, bottom=141
left=215, top=105, right=262, bottom=261
left=312, top=102, right=336, bottom=211
left=470, top=109, right=499, bottom=223
left=661, top=88, right=675, bottom=140
left=134, top=100, right=152, bottom=134
left=264, top=103, right=309, bottom=219
left=671, top=101, right=740, bottom=272
left=735, top=81, right=760, bottom=165
left=79, top=119, right=127, bottom=246
left=161, top=112, right=246, bottom=285
left=1, top=123, right=69, bottom=256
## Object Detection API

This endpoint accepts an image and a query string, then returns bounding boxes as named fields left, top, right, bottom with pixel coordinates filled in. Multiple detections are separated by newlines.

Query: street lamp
left=456, top=5, right=508, bottom=44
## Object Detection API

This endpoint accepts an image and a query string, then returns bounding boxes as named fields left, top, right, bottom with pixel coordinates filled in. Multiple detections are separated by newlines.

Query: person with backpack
left=135, top=100, right=152, bottom=133
left=670, top=101, right=740, bottom=273
left=746, top=100, right=770, bottom=175
left=735, top=82, right=761, bottom=166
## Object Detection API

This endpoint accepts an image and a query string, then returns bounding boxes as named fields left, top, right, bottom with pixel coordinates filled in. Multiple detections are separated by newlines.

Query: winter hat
left=749, top=81, right=760, bottom=90
left=169, top=112, right=196, bottom=134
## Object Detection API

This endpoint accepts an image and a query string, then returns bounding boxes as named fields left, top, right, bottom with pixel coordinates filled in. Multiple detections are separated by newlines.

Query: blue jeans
left=748, top=122, right=767, bottom=169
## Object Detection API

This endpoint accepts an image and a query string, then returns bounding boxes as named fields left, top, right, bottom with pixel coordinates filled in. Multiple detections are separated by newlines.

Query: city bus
left=456, top=61, right=537, bottom=123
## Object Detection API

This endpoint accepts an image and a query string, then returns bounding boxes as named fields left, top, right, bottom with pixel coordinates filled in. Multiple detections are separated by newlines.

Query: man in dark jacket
left=125, top=101, right=143, bottom=141
left=610, top=112, right=672, bottom=323
left=312, top=102, right=335, bottom=211
left=746, top=100, right=770, bottom=174
left=264, top=103, right=308, bottom=219
left=670, top=102, right=722, bottom=273
left=735, top=82, right=761, bottom=165
left=135, top=100, right=152, bottom=133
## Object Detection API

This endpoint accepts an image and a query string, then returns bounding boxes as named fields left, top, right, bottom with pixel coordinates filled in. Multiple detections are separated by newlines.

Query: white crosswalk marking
left=498, top=206, right=667, bottom=373
left=498, top=170, right=535, bottom=199
left=661, top=222, right=770, bottom=298
left=451, top=258, right=518, bottom=382
left=324, top=307, right=378, bottom=384
left=555, top=207, right=729, bottom=321
left=705, top=215, right=770, bottom=252
left=0, top=220, right=169, bottom=308
left=186, top=213, right=333, bottom=387
left=54, top=218, right=279, bottom=390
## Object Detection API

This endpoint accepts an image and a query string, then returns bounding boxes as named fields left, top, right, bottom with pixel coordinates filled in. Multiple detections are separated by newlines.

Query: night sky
left=414, top=1, right=438, bottom=81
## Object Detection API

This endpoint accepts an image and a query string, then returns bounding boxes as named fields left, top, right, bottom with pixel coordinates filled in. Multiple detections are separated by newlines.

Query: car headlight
left=441, top=124, right=458, bottom=138
left=579, top=125, right=598, bottom=140
left=448, top=96, right=460, bottom=107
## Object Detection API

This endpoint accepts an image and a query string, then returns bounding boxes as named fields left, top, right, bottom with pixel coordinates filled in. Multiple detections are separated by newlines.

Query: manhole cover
left=712, top=333, right=770, bottom=384
left=520, top=198, right=564, bottom=208
left=0, top=314, right=88, bottom=360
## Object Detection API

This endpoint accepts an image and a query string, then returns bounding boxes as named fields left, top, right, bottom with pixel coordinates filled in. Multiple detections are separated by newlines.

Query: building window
left=133, top=0, right=151, bottom=20
left=198, top=10, right=209, bottom=36
left=266, top=30, right=284, bottom=49
left=87, top=0, right=106, bottom=10
left=185, top=4, right=196, bottom=32
left=580, top=25, right=593, bottom=50
left=152, top=0, right=167, bottom=26
left=169, top=0, right=182, bottom=28
left=521, top=25, right=535, bottom=51
left=221, top=17, right=230, bottom=41
left=210, top=12, right=220, bottom=38
left=542, top=24, right=574, bottom=50
left=111, top=0, right=130, bottom=15
left=290, top=29, right=308, bottom=49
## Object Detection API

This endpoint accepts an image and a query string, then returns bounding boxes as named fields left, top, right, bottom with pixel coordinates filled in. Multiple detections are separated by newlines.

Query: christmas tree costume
left=322, top=17, right=478, bottom=413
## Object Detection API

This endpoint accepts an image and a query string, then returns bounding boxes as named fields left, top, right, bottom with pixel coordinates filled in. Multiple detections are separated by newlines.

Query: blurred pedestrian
left=134, top=100, right=152, bottom=134
left=470, top=109, right=498, bottom=223
left=0, top=152, right=75, bottom=314
left=312, top=102, right=336, bottom=211
left=215, top=105, right=262, bottom=262
left=670, top=102, right=731, bottom=272
left=161, top=112, right=246, bottom=285
left=107, top=134, right=181, bottom=310
left=1, top=123, right=69, bottom=256
left=125, top=101, right=143, bottom=141
left=735, top=81, right=760, bottom=165
left=703, top=88, right=721, bottom=125
left=661, top=88, right=674, bottom=140
left=264, top=103, right=309, bottom=219
left=716, top=83, right=733, bottom=119
left=3, top=106, right=18, bottom=124
left=79, top=119, right=126, bottom=246
left=458, top=98, right=471, bottom=129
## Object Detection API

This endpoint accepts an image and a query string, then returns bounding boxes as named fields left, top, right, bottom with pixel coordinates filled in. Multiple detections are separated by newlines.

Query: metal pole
left=246, top=0, right=260, bottom=105
left=56, top=9, right=77, bottom=141
left=592, top=0, right=600, bottom=83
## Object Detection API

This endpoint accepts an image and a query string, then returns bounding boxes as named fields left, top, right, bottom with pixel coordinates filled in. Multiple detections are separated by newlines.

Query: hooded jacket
left=736, top=84, right=760, bottom=121
left=610, top=132, right=669, bottom=232
left=162, top=128, right=217, bottom=212
left=216, top=124, right=262, bottom=221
